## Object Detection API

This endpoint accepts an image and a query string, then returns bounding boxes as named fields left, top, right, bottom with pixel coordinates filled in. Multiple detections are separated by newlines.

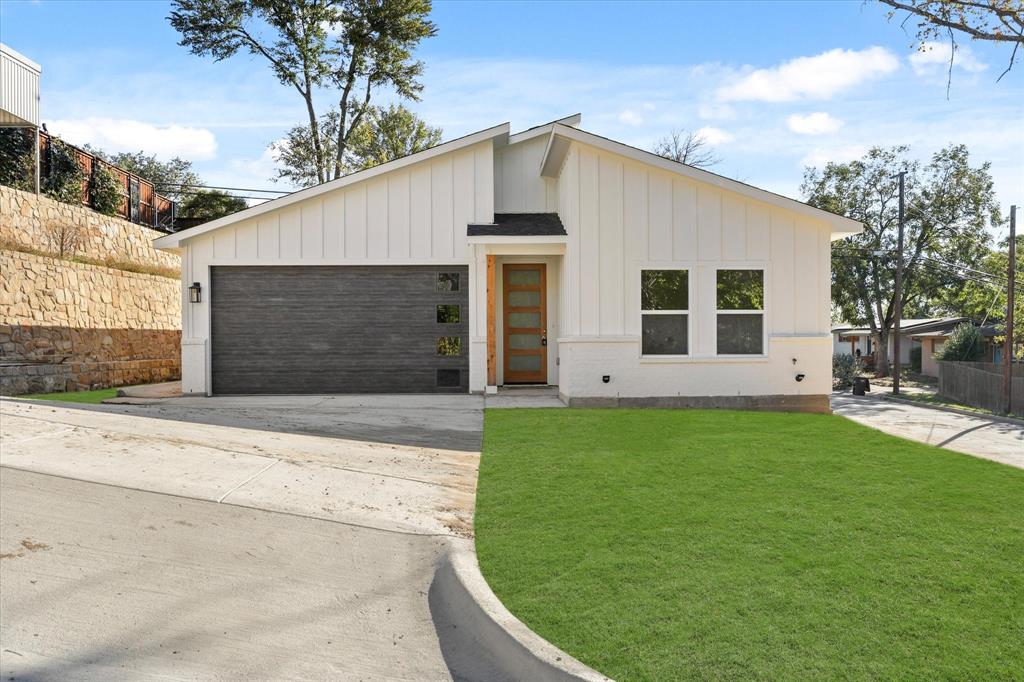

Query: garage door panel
left=211, top=266, right=468, bottom=394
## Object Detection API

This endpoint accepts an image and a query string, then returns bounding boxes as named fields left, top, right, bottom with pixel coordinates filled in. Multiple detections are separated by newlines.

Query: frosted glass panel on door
left=508, top=355, right=542, bottom=371
left=508, top=312, right=541, bottom=328
left=508, top=291, right=541, bottom=307
left=509, top=333, right=543, bottom=349
left=508, top=270, right=541, bottom=286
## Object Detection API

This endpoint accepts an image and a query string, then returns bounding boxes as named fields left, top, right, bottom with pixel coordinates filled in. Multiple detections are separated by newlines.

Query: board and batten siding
left=494, top=136, right=559, bottom=213
left=557, top=140, right=833, bottom=398
left=178, top=141, right=493, bottom=393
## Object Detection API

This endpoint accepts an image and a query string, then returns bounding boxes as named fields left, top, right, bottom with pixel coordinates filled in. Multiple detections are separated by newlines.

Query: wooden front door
left=503, top=263, right=547, bottom=384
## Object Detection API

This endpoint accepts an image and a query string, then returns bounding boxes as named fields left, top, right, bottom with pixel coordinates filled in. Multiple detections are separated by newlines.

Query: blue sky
left=2, top=0, right=1022, bottom=223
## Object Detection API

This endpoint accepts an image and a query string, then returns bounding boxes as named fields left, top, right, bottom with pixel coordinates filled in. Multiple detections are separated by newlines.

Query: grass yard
left=475, top=409, right=1024, bottom=681
left=18, top=387, right=119, bottom=404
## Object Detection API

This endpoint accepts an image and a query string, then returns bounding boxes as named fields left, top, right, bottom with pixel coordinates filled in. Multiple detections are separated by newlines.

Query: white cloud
left=800, top=144, right=868, bottom=168
left=909, top=41, right=988, bottom=76
left=696, top=126, right=734, bottom=145
left=787, top=112, right=844, bottom=135
left=618, top=109, right=645, bottom=126
left=697, top=102, right=737, bottom=120
left=47, top=118, right=218, bottom=160
left=717, top=47, right=899, bottom=102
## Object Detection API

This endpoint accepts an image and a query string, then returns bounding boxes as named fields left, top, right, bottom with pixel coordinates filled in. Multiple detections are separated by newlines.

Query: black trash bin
left=852, top=377, right=870, bottom=396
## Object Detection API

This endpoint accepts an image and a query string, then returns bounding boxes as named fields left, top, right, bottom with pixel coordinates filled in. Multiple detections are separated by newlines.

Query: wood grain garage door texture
left=210, top=266, right=469, bottom=394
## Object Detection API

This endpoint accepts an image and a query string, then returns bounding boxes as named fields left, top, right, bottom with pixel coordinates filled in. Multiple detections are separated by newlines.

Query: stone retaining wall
left=0, top=249, right=181, bottom=395
left=0, top=185, right=180, bottom=270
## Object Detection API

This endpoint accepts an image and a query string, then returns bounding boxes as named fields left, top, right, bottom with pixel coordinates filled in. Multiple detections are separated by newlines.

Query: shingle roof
left=467, top=213, right=566, bottom=236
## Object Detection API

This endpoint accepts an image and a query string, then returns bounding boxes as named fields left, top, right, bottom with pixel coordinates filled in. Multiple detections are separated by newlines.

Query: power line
left=158, top=182, right=291, bottom=195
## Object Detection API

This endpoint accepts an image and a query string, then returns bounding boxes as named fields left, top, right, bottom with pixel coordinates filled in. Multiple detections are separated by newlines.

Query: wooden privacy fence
left=938, top=361, right=1024, bottom=417
left=39, top=131, right=175, bottom=232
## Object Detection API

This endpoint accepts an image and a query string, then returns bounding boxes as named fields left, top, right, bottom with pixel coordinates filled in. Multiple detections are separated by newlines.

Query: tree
left=937, top=321, right=986, bottom=361
left=346, top=103, right=442, bottom=171
left=177, top=189, right=248, bottom=222
left=933, top=233, right=1024, bottom=349
left=652, top=130, right=721, bottom=169
left=803, top=144, right=1001, bottom=376
left=879, top=0, right=1024, bottom=83
left=170, top=0, right=436, bottom=186
left=0, top=128, right=36, bottom=192
left=85, top=148, right=200, bottom=203
left=272, top=103, right=442, bottom=185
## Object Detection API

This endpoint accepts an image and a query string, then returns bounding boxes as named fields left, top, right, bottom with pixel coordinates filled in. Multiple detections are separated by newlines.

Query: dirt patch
left=1, top=538, right=51, bottom=560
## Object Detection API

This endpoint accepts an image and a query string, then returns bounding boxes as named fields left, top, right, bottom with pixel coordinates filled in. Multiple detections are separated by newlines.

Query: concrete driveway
left=831, top=393, right=1024, bottom=469
left=0, top=394, right=484, bottom=681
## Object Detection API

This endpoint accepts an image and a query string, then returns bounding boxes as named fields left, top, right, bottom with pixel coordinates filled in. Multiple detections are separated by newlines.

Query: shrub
left=42, top=139, right=86, bottom=205
left=910, top=346, right=922, bottom=373
left=0, top=128, right=36, bottom=191
left=833, top=353, right=862, bottom=389
left=937, top=323, right=985, bottom=362
left=89, top=162, right=124, bottom=216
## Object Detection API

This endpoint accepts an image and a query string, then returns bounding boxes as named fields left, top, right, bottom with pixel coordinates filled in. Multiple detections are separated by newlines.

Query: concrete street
left=831, top=393, right=1024, bottom=469
left=0, top=395, right=485, bottom=681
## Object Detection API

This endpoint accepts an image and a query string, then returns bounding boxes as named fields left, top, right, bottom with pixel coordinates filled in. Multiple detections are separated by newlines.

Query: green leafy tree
left=85, top=148, right=200, bottom=203
left=346, top=103, right=442, bottom=171
left=933, top=234, right=1024, bottom=350
left=937, top=322, right=986, bottom=361
left=273, top=103, right=442, bottom=186
left=177, top=189, right=248, bottom=222
left=0, top=128, right=36, bottom=192
left=170, top=0, right=436, bottom=186
left=803, top=144, right=1001, bottom=376
left=42, top=139, right=86, bottom=205
left=89, top=162, right=124, bottom=216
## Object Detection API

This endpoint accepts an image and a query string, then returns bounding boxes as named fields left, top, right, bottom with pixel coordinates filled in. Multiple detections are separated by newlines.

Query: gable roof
left=154, top=121, right=511, bottom=250
left=540, top=123, right=863, bottom=239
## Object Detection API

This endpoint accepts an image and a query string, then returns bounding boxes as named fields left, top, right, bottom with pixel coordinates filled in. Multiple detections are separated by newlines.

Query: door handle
left=541, top=335, right=547, bottom=346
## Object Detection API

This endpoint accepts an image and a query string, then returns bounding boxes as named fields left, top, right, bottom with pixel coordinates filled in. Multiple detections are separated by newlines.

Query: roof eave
left=542, top=123, right=864, bottom=236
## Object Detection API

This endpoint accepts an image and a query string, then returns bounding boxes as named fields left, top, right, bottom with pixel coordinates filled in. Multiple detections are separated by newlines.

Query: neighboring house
left=832, top=318, right=939, bottom=365
left=154, top=115, right=862, bottom=412
left=907, top=318, right=1001, bottom=377
left=832, top=317, right=1001, bottom=377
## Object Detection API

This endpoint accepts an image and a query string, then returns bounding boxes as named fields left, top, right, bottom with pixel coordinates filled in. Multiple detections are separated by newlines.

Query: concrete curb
left=429, top=538, right=611, bottom=682
left=881, top=394, right=1024, bottom=427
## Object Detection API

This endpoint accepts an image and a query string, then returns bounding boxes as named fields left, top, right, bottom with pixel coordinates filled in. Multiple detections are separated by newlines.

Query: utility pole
left=1005, top=205, right=1017, bottom=414
left=893, top=171, right=906, bottom=395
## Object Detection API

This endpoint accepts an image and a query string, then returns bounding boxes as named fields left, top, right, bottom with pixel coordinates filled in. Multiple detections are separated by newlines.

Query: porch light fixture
left=188, top=282, right=201, bottom=303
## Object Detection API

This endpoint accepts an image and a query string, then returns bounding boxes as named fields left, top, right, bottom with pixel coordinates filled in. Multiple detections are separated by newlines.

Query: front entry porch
left=467, top=216, right=566, bottom=394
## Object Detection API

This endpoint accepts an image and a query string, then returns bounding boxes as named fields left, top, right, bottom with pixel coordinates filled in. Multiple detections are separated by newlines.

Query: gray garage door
left=210, top=265, right=469, bottom=395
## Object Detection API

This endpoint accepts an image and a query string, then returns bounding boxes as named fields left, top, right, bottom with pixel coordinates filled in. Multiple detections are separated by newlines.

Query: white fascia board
left=467, top=235, right=568, bottom=245
left=506, top=114, right=582, bottom=146
left=154, top=122, right=511, bottom=250
left=0, top=43, right=41, bottom=73
left=545, top=123, right=864, bottom=236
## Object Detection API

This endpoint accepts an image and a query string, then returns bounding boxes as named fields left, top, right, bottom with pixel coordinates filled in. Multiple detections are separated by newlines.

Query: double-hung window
left=716, top=269, right=764, bottom=355
left=641, top=269, right=689, bottom=355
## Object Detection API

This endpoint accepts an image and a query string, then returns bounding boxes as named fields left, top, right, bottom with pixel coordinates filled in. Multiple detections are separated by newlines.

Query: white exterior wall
left=0, top=44, right=41, bottom=127
left=494, top=136, right=559, bottom=213
left=556, top=141, right=834, bottom=399
left=178, top=141, right=494, bottom=394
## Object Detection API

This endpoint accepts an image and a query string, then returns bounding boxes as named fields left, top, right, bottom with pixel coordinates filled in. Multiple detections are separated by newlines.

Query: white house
left=154, top=115, right=862, bottom=412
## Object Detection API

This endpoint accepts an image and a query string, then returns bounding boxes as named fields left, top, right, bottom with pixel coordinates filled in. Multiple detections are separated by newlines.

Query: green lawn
left=19, top=387, right=119, bottom=404
left=476, top=409, right=1024, bottom=681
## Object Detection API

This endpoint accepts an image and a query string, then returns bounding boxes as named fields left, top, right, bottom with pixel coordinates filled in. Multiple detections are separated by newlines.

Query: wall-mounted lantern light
left=188, top=282, right=202, bottom=303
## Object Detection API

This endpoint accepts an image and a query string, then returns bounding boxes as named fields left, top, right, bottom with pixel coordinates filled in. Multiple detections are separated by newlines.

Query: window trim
left=640, top=266, right=691, bottom=358
left=715, top=267, right=766, bottom=357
